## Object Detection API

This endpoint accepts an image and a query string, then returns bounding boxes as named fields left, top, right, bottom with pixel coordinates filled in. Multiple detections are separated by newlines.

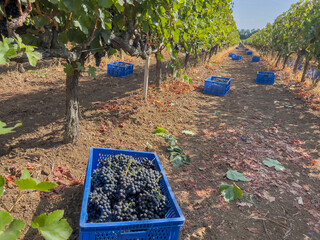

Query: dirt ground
left=0, top=47, right=320, bottom=240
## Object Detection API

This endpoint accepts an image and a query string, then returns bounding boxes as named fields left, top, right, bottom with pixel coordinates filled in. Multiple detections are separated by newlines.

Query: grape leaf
left=152, top=127, right=167, bottom=134
left=0, top=211, right=25, bottom=240
left=263, top=158, right=285, bottom=171
left=31, top=210, right=72, bottom=240
left=0, top=121, right=22, bottom=135
left=219, top=183, right=243, bottom=201
left=226, top=170, right=249, bottom=182
left=87, top=65, right=97, bottom=79
left=0, top=175, right=5, bottom=196
left=15, top=168, right=57, bottom=192
left=182, top=130, right=196, bottom=136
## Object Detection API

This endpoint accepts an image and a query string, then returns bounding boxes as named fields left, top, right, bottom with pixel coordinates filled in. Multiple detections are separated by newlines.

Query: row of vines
left=244, top=0, right=320, bottom=85
left=1, top=0, right=240, bottom=144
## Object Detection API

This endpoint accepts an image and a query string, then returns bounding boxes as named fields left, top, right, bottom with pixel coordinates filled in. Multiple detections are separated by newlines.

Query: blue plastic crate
left=287, top=62, right=293, bottom=67
left=232, top=55, right=242, bottom=60
left=236, top=47, right=239, bottom=49
left=245, top=48, right=250, bottom=51
left=229, top=52, right=236, bottom=57
left=252, top=56, right=260, bottom=62
left=298, top=64, right=302, bottom=70
left=315, top=70, right=320, bottom=79
left=107, top=61, right=134, bottom=77
left=246, top=51, right=253, bottom=55
left=256, top=71, right=275, bottom=85
left=307, top=70, right=315, bottom=79
left=203, top=76, right=231, bottom=96
left=79, top=147, right=185, bottom=240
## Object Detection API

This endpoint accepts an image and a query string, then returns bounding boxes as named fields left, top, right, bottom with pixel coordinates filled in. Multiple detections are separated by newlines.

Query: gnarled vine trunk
left=275, top=54, right=282, bottom=67
left=293, top=53, right=303, bottom=73
left=301, top=56, right=310, bottom=83
left=184, top=53, right=190, bottom=70
left=63, top=62, right=81, bottom=144
left=282, top=52, right=293, bottom=69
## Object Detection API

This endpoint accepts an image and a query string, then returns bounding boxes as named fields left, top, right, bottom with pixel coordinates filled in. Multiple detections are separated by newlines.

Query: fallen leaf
left=237, top=202, right=254, bottom=208
left=262, top=191, right=275, bottom=202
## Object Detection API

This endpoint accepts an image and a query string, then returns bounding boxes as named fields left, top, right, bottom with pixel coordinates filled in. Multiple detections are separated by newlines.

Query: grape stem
left=154, top=173, right=163, bottom=184
left=9, top=190, right=24, bottom=213
left=124, top=202, right=133, bottom=211
left=33, top=232, right=40, bottom=240
left=125, top=160, right=133, bottom=177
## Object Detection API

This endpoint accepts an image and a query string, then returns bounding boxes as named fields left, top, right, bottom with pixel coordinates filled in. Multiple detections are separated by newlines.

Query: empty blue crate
left=203, top=76, right=231, bottom=96
left=246, top=51, right=253, bottom=55
left=245, top=48, right=250, bottom=51
left=107, top=61, right=134, bottom=77
left=256, top=71, right=275, bottom=85
left=236, top=47, right=239, bottom=49
left=229, top=52, right=236, bottom=57
left=252, top=56, right=260, bottom=62
left=232, top=55, right=242, bottom=60
left=79, top=147, right=185, bottom=240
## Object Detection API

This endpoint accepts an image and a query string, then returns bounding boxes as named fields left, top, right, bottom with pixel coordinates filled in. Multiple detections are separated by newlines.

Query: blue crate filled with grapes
left=107, top=61, right=134, bottom=77
left=79, top=147, right=185, bottom=240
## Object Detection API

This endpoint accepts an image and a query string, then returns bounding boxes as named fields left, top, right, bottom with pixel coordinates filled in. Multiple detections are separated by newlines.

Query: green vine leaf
left=219, top=182, right=243, bottom=202
left=87, top=65, right=97, bottom=78
left=0, top=121, right=22, bottom=135
left=226, top=170, right=249, bottom=182
left=0, top=211, right=25, bottom=240
left=15, top=168, right=56, bottom=192
left=31, top=210, right=72, bottom=240
left=263, top=158, right=285, bottom=171
left=0, top=175, right=5, bottom=196
left=152, top=127, right=167, bottom=134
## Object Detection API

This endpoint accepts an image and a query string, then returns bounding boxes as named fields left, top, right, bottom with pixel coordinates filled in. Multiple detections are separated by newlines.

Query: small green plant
left=152, top=127, right=190, bottom=167
left=0, top=169, right=72, bottom=240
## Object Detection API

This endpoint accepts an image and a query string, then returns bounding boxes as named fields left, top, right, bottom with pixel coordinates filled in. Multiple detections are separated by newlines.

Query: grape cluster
left=87, top=154, right=170, bottom=223
left=94, top=52, right=105, bottom=67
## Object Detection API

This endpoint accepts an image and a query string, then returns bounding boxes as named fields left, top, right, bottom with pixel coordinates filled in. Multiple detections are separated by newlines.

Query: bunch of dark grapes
left=94, top=52, right=105, bottom=67
left=87, top=154, right=170, bottom=223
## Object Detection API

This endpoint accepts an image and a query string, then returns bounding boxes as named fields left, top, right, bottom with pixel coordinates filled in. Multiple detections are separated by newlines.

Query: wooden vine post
left=143, top=55, right=151, bottom=100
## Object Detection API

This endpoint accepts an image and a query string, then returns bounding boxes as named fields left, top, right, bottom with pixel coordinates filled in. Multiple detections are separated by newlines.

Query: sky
left=232, top=0, right=298, bottom=30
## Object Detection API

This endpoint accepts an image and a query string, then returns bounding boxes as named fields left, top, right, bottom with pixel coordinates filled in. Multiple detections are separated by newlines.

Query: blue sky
left=232, top=0, right=298, bottom=30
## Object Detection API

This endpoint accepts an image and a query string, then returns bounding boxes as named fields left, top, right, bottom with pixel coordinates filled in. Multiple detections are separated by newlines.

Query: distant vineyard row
left=244, top=0, right=320, bottom=85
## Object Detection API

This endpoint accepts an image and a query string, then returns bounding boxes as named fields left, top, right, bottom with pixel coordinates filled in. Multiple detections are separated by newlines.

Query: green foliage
left=0, top=168, right=71, bottom=240
left=152, top=127, right=167, bottom=134
left=152, top=127, right=191, bottom=167
left=245, top=0, right=319, bottom=66
left=31, top=210, right=73, bottom=240
left=226, top=170, right=249, bottom=182
left=0, top=211, right=25, bottom=240
left=87, top=65, right=97, bottom=78
left=0, top=121, right=22, bottom=135
left=15, top=168, right=57, bottom=192
left=0, top=176, right=5, bottom=197
left=219, top=183, right=243, bottom=202
left=263, top=158, right=285, bottom=171
left=0, top=36, right=40, bottom=66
